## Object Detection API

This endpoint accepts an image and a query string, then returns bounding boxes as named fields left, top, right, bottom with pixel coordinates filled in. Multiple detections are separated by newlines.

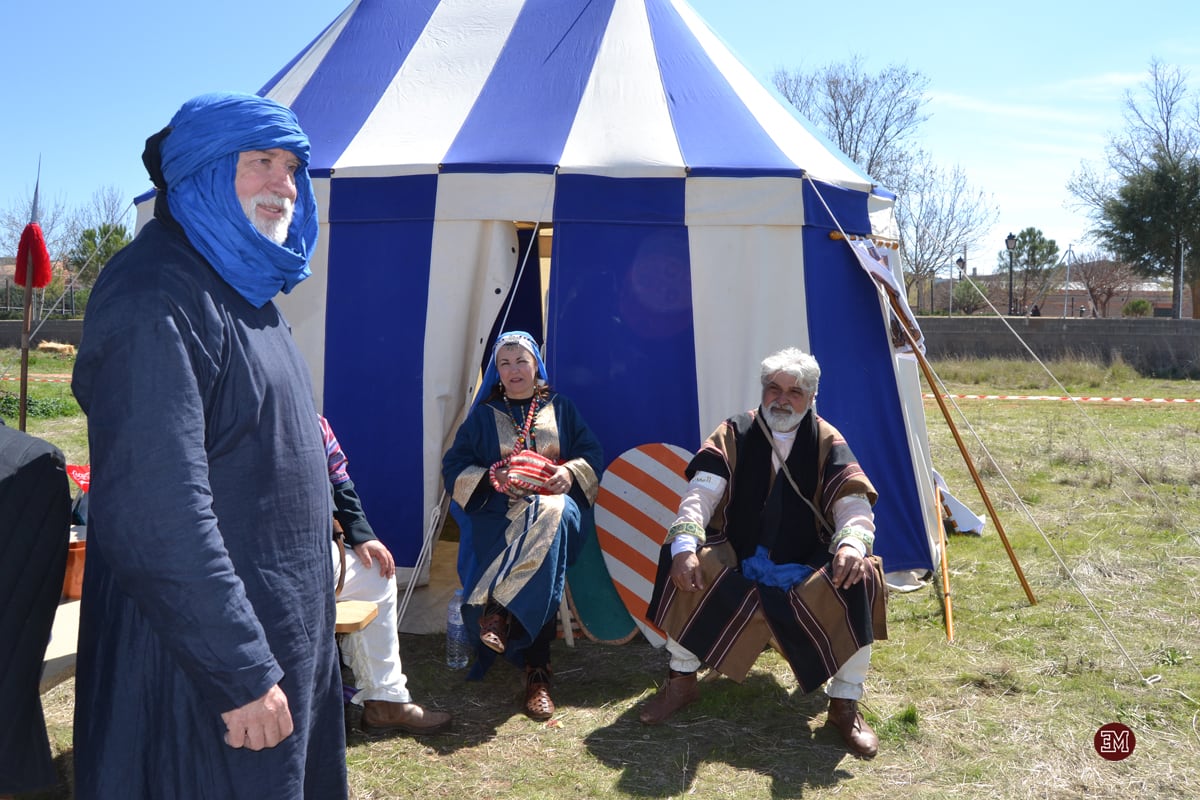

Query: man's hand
left=669, top=551, right=705, bottom=593
left=354, top=540, right=395, bottom=579
left=221, top=684, right=293, bottom=751
left=831, top=545, right=870, bottom=590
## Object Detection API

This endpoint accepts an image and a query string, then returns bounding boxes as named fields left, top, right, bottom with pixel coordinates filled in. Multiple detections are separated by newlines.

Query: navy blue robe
left=71, top=220, right=346, bottom=799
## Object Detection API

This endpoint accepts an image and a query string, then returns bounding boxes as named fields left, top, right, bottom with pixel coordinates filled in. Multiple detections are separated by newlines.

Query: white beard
left=764, top=402, right=805, bottom=432
left=242, top=192, right=294, bottom=244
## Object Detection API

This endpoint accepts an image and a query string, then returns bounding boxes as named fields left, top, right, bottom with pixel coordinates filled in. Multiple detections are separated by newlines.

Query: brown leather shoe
left=479, top=610, right=509, bottom=653
left=361, top=701, right=452, bottom=736
left=638, top=671, right=699, bottom=725
left=524, top=665, right=555, bottom=720
left=826, top=697, right=878, bottom=758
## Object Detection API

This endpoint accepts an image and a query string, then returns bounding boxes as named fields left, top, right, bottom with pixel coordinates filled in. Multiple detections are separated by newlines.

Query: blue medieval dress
left=442, top=392, right=602, bottom=675
left=70, top=219, right=346, bottom=799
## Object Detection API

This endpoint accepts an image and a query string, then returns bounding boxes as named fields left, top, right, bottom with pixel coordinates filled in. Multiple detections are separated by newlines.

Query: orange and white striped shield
left=595, top=443, right=693, bottom=648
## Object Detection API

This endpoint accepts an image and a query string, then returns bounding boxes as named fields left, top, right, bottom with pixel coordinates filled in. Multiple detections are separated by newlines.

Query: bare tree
left=774, top=59, right=996, bottom=307
left=899, top=155, right=997, bottom=303
left=772, top=57, right=929, bottom=191
left=1071, top=250, right=1139, bottom=317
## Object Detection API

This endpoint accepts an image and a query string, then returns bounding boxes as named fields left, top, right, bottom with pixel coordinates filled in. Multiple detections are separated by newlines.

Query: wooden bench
left=335, top=600, right=379, bottom=633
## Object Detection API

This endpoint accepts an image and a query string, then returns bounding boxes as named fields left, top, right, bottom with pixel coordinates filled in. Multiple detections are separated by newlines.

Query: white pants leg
left=825, top=645, right=871, bottom=700
left=332, top=542, right=411, bottom=705
left=665, top=637, right=702, bottom=673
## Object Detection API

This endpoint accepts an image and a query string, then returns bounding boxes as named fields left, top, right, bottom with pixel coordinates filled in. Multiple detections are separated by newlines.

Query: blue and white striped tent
left=149, top=0, right=944, bottom=587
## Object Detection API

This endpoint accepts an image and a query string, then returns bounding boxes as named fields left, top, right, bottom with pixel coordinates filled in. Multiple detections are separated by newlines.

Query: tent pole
left=886, top=295, right=1037, bottom=606
left=18, top=250, right=35, bottom=431
left=935, top=486, right=955, bottom=641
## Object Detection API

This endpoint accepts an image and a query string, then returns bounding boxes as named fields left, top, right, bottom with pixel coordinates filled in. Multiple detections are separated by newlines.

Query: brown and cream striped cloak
left=646, top=407, right=888, bottom=693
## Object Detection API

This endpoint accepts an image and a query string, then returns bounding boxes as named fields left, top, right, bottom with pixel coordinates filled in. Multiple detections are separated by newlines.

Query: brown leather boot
left=524, top=665, right=555, bottom=720
left=826, top=697, right=879, bottom=758
left=361, top=701, right=453, bottom=736
left=638, top=671, right=699, bottom=725
left=479, top=609, right=509, bottom=653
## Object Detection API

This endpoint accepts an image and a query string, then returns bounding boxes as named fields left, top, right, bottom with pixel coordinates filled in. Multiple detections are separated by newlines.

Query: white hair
left=759, top=347, right=820, bottom=394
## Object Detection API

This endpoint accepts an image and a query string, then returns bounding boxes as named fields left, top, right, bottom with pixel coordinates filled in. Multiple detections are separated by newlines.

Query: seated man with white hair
left=640, top=347, right=888, bottom=759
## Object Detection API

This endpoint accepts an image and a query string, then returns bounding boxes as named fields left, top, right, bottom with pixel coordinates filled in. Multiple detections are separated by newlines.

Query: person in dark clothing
left=0, top=420, right=71, bottom=798
left=71, top=93, right=346, bottom=799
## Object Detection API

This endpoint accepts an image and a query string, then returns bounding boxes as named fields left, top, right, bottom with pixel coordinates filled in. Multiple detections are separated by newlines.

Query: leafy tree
left=993, top=228, right=1060, bottom=314
left=1122, top=298, right=1152, bottom=317
left=951, top=278, right=986, bottom=315
left=773, top=59, right=996, bottom=301
left=1095, top=153, right=1200, bottom=316
left=66, top=223, right=132, bottom=284
left=1070, top=250, right=1138, bottom=318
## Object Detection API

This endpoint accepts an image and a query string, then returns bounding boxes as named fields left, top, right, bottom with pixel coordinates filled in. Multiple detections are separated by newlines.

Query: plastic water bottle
left=445, top=589, right=470, bottom=669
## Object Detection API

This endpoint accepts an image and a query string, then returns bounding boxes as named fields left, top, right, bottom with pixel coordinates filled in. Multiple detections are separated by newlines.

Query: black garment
left=0, top=423, right=71, bottom=795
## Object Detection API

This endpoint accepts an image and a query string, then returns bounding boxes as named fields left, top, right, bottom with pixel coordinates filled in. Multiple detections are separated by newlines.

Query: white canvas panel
left=334, top=0, right=526, bottom=172
left=276, top=177, right=332, bottom=410
left=558, top=0, right=685, bottom=177
left=894, top=353, right=941, bottom=564
left=422, top=219, right=519, bottom=525
left=686, top=224, right=810, bottom=440
left=434, top=172, right=556, bottom=223
left=685, top=176, right=805, bottom=228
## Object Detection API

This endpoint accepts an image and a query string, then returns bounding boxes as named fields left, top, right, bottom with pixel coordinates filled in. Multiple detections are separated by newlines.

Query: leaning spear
left=14, top=166, right=53, bottom=430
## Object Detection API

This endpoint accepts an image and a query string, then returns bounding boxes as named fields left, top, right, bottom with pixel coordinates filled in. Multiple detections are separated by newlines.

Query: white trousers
left=665, top=637, right=871, bottom=700
left=332, top=542, right=411, bottom=705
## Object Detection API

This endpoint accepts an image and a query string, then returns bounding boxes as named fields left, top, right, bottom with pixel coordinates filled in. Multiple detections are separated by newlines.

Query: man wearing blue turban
left=71, top=93, right=346, bottom=799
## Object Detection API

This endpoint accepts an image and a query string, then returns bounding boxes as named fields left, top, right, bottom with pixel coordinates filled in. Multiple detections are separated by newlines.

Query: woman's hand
left=546, top=465, right=574, bottom=495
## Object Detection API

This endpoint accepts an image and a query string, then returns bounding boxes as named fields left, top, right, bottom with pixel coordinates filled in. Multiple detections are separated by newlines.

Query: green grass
left=23, top=355, right=1200, bottom=799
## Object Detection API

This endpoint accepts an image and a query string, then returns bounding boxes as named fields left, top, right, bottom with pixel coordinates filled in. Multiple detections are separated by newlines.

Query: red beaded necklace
left=503, top=391, right=540, bottom=453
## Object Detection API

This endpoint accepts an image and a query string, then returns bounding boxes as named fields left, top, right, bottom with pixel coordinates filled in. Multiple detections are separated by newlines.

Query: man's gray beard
left=242, top=193, right=293, bottom=244
left=764, top=403, right=804, bottom=432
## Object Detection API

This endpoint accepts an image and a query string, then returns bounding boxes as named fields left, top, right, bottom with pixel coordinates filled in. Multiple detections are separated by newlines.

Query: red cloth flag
left=15, top=221, right=52, bottom=288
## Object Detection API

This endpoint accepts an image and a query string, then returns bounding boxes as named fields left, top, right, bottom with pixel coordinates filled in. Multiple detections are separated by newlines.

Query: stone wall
left=918, top=316, right=1200, bottom=377
left=0, top=319, right=84, bottom=349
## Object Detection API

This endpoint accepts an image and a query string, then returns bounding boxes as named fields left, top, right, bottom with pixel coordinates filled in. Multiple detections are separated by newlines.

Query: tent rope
left=804, top=175, right=1162, bottom=687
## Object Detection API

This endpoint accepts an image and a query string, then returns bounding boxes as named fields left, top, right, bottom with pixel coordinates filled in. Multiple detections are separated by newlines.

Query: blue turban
left=159, top=92, right=318, bottom=308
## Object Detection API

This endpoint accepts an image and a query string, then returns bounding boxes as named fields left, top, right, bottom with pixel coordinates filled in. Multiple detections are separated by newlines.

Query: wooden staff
left=877, top=275, right=1038, bottom=606
left=935, top=486, right=955, bottom=641
left=18, top=247, right=34, bottom=431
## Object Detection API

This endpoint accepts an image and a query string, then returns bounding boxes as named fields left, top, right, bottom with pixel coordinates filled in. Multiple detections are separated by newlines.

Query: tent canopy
left=139, top=0, right=941, bottom=584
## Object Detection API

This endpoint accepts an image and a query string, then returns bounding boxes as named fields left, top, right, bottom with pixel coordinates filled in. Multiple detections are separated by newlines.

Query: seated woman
left=442, top=331, right=602, bottom=720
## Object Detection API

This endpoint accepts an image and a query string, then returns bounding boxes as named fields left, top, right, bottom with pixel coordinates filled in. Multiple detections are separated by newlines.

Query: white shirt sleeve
left=668, top=471, right=727, bottom=557
left=830, top=494, right=875, bottom=557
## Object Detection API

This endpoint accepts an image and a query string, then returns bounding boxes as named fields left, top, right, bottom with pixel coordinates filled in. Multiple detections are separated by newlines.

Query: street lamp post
left=1004, top=232, right=1017, bottom=315
left=952, top=256, right=965, bottom=316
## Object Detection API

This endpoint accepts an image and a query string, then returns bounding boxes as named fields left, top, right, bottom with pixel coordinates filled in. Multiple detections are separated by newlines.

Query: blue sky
left=4, top=0, right=1198, bottom=272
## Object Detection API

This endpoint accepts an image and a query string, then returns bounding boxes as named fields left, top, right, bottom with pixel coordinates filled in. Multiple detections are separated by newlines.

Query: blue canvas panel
left=321, top=175, right=437, bottom=566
